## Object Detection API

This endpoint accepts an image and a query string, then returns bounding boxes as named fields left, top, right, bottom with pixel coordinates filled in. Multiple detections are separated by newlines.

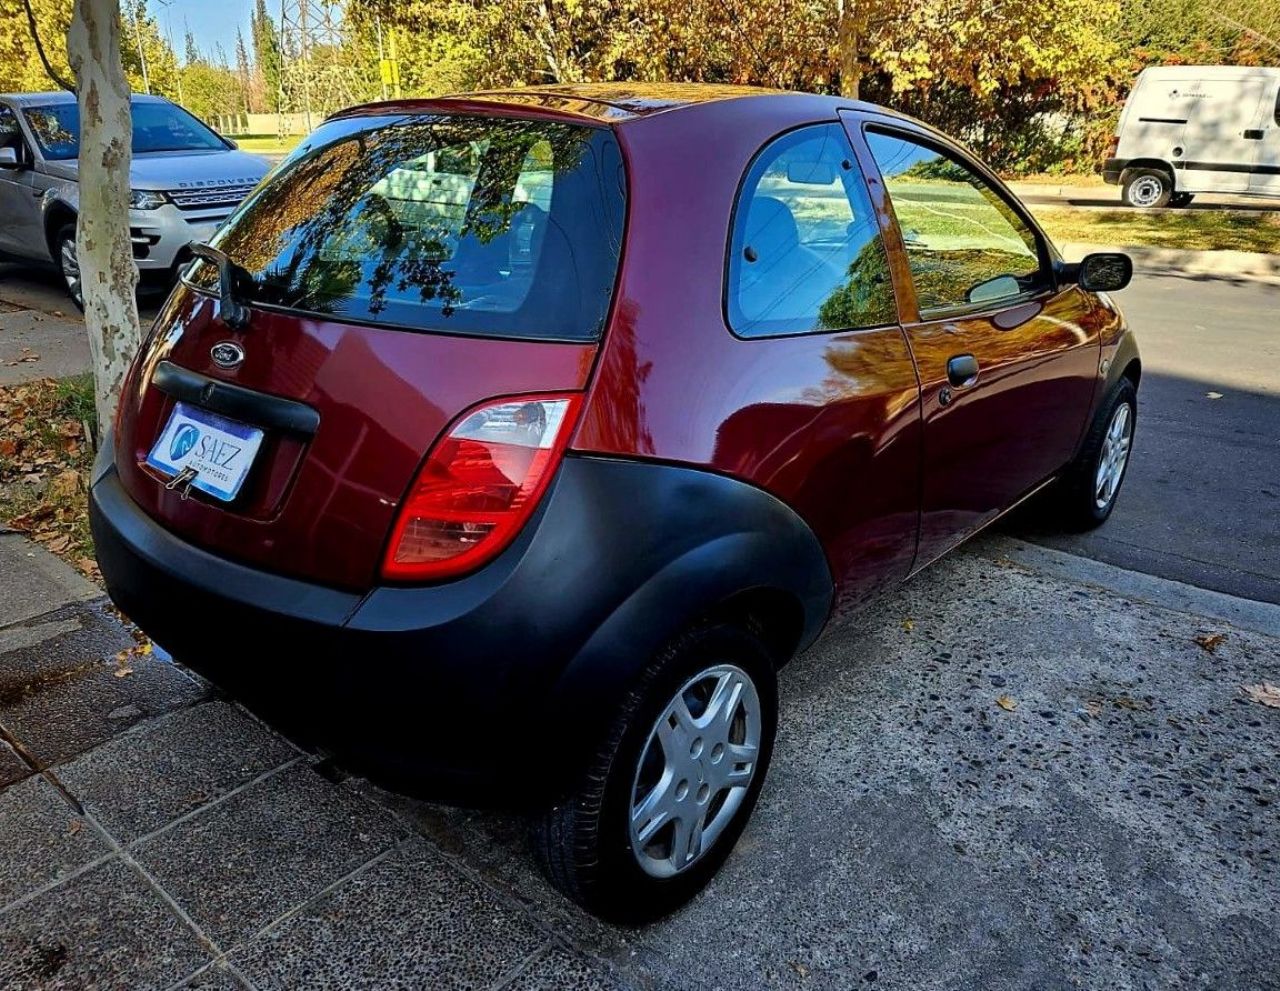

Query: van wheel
left=54, top=224, right=85, bottom=311
left=1055, top=379, right=1137, bottom=531
left=1169, top=192, right=1195, bottom=208
left=1122, top=169, right=1172, bottom=209
left=531, top=622, right=777, bottom=924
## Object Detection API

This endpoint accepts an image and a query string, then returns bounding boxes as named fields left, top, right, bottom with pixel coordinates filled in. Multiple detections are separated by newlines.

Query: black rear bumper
left=91, top=454, right=832, bottom=804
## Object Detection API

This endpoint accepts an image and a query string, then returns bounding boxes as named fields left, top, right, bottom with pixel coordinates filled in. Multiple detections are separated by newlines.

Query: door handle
left=947, top=353, right=980, bottom=388
left=1243, top=129, right=1265, bottom=140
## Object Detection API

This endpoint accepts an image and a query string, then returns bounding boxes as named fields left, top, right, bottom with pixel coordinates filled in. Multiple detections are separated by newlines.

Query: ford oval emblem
left=210, top=341, right=245, bottom=369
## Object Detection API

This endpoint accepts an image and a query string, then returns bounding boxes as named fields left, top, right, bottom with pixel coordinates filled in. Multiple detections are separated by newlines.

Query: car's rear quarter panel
left=574, top=98, right=923, bottom=608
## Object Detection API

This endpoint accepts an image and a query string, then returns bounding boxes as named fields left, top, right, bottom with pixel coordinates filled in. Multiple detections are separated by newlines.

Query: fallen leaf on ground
left=788, top=961, right=810, bottom=978
left=1193, top=632, right=1227, bottom=654
left=1205, top=391, right=1223, bottom=400
left=1242, top=683, right=1280, bottom=708
left=67, top=820, right=82, bottom=836
left=1113, top=695, right=1152, bottom=711
left=996, top=695, right=1018, bottom=711
left=114, top=666, right=133, bottom=679
left=901, top=617, right=915, bottom=632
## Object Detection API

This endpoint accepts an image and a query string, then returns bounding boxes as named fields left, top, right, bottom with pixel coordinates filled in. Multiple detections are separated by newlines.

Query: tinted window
left=727, top=124, right=896, bottom=337
left=192, top=114, right=625, bottom=342
left=866, top=130, right=1045, bottom=314
left=23, top=101, right=227, bottom=160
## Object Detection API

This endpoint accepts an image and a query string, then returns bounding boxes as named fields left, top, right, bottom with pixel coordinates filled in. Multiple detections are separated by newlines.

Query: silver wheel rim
left=60, top=237, right=81, bottom=303
left=1129, top=176, right=1164, bottom=207
left=629, top=664, right=762, bottom=879
left=1095, top=402, right=1133, bottom=510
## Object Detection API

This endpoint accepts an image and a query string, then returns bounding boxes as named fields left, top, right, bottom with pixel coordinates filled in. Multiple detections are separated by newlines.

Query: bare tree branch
left=20, top=0, right=77, bottom=92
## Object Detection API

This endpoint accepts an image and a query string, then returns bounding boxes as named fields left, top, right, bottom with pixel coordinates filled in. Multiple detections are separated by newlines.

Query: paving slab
left=0, top=856, right=211, bottom=991
left=503, top=947, right=631, bottom=991
left=135, top=763, right=407, bottom=949
left=0, top=601, right=138, bottom=703
left=0, top=533, right=100, bottom=628
left=56, top=701, right=299, bottom=843
left=0, top=649, right=207, bottom=769
left=0, top=774, right=109, bottom=909
left=0, top=307, right=90, bottom=386
left=233, top=840, right=549, bottom=991
left=179, top=963, right=254, bottom=989
left=0, top=737, right=29, bottom=788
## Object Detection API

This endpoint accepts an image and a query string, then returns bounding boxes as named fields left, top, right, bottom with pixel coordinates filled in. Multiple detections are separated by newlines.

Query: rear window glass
left=190, top=114, right=627, bottom=342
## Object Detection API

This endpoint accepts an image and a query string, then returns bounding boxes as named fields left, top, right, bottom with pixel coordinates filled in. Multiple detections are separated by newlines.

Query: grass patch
left=1029, top=207, right=1280, bottom=254
left=0, top=375, right=98, bottom=580
left=229, top=133, right=305, bottom=156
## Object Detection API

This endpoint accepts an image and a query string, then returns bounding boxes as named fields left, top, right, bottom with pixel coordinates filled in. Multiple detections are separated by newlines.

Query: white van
left=1103, top=65, right=1280, bottom=207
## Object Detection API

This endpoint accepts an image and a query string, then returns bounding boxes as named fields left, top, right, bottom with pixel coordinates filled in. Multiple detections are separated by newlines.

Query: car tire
left=1055, top=378, right=1137, bottom=531
left=1122, top=169, right=1172, bottom=209
left=1169, top=192, right=1195, bottom=208
left=53, top=223, right=84, bottom=311
left=530, top=621, right=777, bottom=924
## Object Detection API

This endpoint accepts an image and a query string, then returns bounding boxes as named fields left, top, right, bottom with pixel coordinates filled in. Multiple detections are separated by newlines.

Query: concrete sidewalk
left=1, top=530, right=1278, bottom=989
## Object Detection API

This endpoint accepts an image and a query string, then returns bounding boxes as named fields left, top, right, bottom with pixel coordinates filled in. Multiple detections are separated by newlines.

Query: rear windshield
left=24, top=101, right=228, bottom=160
left=190, top=113, right=627, bottom=342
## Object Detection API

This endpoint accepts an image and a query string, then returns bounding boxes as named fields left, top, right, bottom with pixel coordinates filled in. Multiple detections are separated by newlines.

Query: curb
left=1059, top=241, right=1280, bottom=283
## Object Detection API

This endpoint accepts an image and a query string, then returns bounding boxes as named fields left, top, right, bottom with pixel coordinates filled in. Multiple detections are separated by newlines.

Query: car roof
left=335, top=83, right=897, bottom=127
left=0, top=91, right=171, bottom=106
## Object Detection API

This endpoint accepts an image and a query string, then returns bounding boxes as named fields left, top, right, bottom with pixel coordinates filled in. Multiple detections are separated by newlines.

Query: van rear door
left=1184, top=77, right=1269, bottom=192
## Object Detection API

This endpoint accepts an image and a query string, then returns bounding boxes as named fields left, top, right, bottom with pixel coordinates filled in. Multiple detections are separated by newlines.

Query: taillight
left=381, top=393, right=582, bottom=582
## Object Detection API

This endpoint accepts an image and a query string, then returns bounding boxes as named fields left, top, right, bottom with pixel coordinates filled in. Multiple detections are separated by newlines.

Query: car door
left=850, top=120, right=1102, bottom=569
left=1249, top=80, right=1280, bottom=197
left=0, top=104, right=42, bottom=256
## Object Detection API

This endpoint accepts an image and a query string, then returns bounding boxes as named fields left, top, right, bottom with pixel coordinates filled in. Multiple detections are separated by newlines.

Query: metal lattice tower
left=277, top=0, right=364, bottom=128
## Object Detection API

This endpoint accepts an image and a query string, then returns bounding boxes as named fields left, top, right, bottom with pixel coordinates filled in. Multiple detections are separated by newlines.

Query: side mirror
left=1063, top=252, right=1133, bottom=293
left=0, top=147, right=20, bottom=168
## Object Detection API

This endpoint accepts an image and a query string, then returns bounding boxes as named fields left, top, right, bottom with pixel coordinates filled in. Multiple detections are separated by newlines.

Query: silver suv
left=0, top=92, right=270, bottom=307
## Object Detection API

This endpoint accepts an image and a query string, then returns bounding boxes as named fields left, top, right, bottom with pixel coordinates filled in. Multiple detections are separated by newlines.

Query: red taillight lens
left=381, top=393, right=582, bottom=582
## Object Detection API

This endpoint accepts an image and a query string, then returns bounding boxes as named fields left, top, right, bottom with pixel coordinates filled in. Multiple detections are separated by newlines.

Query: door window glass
left=0, top=106, right=22, bottom=155
left=727, top=123, right=896, bottom=337
left=866, top=130, right=1046, bottom=314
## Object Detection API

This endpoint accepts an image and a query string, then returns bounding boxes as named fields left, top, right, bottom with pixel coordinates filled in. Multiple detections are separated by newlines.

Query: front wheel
left=531, top=622, right=777, bottom=924
left=54, top=223, right=84, bottom=311
left=1056, top=379, right=1137, bottom=530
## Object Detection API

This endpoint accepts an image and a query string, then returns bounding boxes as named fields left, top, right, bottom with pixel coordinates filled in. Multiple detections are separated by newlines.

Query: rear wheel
left=1056, top=379, right=1136, bottom=531
left=1122, top=169, right=1172, bottom=209
left=54, top=223, right=84, bottom=311
left=531, top=622, right=776, bottom=924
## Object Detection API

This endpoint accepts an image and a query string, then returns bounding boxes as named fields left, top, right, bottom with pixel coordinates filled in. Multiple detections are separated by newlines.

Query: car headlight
left=129, top=189, right=168, bottom=210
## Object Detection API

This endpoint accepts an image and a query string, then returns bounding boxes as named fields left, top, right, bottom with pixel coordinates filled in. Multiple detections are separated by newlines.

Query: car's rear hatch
left=114, top=108, right=626, bottom=590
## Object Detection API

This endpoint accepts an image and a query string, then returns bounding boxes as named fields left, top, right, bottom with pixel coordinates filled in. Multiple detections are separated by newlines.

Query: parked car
left=1104, top=64, right=1280, bottom=208
left=0, top=92, right=270, bottom=307
left=90, top=84, right=1138, bottom=923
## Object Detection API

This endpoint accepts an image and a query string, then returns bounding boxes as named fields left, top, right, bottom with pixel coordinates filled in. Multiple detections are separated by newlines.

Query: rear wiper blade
left=188, top=242, right=252, bottom=331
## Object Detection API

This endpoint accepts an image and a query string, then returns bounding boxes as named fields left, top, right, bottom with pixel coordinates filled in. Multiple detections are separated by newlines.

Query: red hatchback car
left=91, top=84, right=1138, bottom=922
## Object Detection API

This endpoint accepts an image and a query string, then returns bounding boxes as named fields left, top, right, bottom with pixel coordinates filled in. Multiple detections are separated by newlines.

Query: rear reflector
left=381, top=393, right=582, bottom=582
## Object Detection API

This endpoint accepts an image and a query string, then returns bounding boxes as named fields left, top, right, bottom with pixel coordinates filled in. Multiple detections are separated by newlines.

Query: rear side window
left=727, top=124, right=896, bottom=338
left=193, top=114, right=626, bottom=342
left=865, top=129, right=1046, bottom=315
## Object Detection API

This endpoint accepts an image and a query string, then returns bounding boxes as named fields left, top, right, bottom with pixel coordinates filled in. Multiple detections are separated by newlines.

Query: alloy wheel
left=1094, top=401, right=1133, bottom=510
left=629, top=664, right=762, bottom=879
left=60, top=237, right=82, bottom=307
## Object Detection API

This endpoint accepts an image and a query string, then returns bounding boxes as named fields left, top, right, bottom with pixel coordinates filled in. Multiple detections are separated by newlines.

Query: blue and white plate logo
left=170, top=424, right=200, bottom=461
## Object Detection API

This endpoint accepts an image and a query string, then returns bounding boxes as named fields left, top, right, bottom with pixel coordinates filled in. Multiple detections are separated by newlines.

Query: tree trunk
left=837, top=0, right=862, bottom=100
left=67, top=0, right=142, bottom=437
